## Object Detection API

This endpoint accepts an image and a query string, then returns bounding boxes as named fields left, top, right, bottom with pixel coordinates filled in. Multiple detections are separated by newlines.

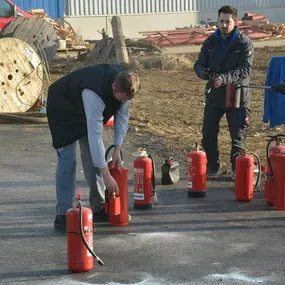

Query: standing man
left=47, top=63, right=140, bottom=230
left=194, top=5, right=254, bottom=178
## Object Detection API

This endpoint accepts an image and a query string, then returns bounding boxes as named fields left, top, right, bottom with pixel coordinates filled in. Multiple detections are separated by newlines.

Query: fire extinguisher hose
left=266, top=134, right=285, bottom=177
left=105, top=144, right=123, bottom=162
left=237, top=85, right=272, bottom=90
left=78, top=200, right=104, bottom=266
left=248, top=152, right=262, bottom=191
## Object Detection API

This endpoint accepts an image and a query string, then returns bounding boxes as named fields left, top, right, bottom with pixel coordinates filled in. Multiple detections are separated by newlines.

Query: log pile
left=28, top=9, right=87, bottom=49
left=240, top=13, right=285, bottom=36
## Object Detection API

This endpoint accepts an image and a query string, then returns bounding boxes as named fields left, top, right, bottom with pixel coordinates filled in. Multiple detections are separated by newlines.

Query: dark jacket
left=194, top=27, right=254, bottom=108
left=47, top=63, right=127, bottom=149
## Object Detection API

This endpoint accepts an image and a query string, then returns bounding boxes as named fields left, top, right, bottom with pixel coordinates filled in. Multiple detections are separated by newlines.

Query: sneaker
left=206, top=168, right=219, bottom=177
left=93, top=208, right=109, bottom=223
left=54, top=215, right=67, bottom=231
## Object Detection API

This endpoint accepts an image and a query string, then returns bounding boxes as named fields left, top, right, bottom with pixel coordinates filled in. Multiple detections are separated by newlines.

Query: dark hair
left=114, top=71, right=140, bottom=99
left=218, top=5, right=237, bottom=19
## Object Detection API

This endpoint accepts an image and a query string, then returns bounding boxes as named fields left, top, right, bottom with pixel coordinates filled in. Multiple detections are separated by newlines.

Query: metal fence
left=13, top=0, right=64, bottom=19
left=65, top=0, right=285, bottom=16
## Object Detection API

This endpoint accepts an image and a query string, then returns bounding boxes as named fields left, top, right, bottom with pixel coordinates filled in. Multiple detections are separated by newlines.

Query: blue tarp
left=263, top=56, right=285, bottom=128
left=13, top=0, right=64, bottom=20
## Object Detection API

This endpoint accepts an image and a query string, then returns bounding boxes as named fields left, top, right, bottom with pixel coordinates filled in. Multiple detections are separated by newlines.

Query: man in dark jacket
left=47, top=63, right=140, bottom=230
left=194, top=5, right=254, bottom=179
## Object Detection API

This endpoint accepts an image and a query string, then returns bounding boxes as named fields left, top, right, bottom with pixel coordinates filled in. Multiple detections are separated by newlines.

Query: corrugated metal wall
left=65, top=0, right=285, bottom=16
left=13, top=0, right=64, bottom=19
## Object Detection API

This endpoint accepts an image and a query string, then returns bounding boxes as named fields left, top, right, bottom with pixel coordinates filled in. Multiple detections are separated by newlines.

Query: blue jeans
left=55, top=136, right=105, bottom=215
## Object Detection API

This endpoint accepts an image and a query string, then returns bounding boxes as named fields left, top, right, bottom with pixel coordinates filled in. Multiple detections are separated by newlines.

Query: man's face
left=112, top=83, right=129, bottom=104
left=218, top=13, right=236, bottom=36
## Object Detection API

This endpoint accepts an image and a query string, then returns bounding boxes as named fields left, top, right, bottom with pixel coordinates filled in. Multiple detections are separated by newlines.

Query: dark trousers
left=202, top=104, right=250, bottom=172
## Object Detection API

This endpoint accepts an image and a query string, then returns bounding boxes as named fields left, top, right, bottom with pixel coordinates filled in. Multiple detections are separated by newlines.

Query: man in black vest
left=194, top=6, right=254, bottom=180
left=47, top=63, right=140, bottom=230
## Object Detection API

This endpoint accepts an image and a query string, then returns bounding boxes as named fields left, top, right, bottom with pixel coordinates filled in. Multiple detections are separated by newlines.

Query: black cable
left=78, top=200, right=104, bottom=266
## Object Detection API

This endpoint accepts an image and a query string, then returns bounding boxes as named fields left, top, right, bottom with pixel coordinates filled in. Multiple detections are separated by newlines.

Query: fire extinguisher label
left=134, top=193, right=145, bottom=200
left=134, top=168, right=144, bottom=200
left=188, top=182, right=192, bottom=188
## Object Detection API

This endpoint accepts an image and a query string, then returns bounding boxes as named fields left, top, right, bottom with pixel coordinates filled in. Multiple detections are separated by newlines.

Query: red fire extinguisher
left=273, top=151, right=285, bottom=210
left=187, top=142, right=207, bottom=197
left=67, top=189, right=104, bottom=273
left=264, top=135, right=285, bottom=205
left=133, top=148, right=157, bottom=209
left=235, top=150, right=261, bottom=202
left=104, top=145, right=129, bottom=227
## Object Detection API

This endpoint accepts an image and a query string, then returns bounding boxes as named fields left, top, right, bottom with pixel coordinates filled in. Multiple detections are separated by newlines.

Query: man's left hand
left=111, top=148, right=122, bottom=168
left=213, top=76, right=223, bottom=88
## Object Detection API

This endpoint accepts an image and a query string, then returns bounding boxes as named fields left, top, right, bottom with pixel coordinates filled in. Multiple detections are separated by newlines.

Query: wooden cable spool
left=0, top=17, right=59, bottom=62
left=0, top=38, right=44, bottom=113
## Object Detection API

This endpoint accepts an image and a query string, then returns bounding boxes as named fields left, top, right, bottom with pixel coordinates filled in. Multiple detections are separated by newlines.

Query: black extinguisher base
left=188, top=190, right=206, bottom=198
left=134, top=203, right=152, bottom=209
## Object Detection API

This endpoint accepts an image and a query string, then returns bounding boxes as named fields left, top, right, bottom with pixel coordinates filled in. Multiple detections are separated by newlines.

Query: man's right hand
left=103, top=174, right=119, bottom=193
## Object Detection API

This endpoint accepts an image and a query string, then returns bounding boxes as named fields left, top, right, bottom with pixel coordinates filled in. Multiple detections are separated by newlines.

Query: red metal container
left=235, top=154, right=254, bottom=202
left=67, top=206, right=93, bottom=272
left=108, top=161, right=129, bottom=226
left=187, top=146, right=206, bottom=197
left=225, top=84, right=240, bottom=108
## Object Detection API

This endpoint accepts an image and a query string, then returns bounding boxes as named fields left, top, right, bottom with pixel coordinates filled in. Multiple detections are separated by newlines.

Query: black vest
left=47, top=64, right=126, bottom=149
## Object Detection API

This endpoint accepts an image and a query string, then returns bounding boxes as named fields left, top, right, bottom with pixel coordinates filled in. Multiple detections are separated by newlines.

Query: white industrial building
left=64, top=0, right=285, bottom=40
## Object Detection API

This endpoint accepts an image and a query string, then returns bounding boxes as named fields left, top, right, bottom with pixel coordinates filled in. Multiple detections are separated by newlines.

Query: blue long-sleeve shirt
left=263, top=56, right=285, bottom=128
left=82, top=89, right=129, bottom=168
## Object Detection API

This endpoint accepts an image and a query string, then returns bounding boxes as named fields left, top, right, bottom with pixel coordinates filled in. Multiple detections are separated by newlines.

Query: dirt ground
left=48, top=45, right=285, bottom=176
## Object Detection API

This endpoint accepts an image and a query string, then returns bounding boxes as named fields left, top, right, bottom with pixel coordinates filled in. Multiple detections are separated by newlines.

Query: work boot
left=206, top=167, right=219, bottom=177
left=54, top=215, right=67, bottom=231
left=93, top=208, right=109, bottom=223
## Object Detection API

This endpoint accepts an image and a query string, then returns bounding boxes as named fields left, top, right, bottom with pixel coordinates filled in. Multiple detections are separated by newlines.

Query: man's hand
left=271, top=82, right=285, bottom=94
left=213, top=76, right=223, bottom=88
left=103, top=174, right=119, bottom=193
left=111, top=146, right=122, bottom=168
left=200, top=68, right=212, bottom=80
left=100, top=167, right=119, bottom=193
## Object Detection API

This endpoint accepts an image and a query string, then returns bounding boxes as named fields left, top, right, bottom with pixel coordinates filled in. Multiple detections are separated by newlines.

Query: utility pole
left=111, top=16, right=129, bottom=65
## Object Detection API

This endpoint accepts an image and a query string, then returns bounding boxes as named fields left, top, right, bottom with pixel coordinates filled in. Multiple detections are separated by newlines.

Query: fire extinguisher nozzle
left=97, top=259, right=104, bottom=266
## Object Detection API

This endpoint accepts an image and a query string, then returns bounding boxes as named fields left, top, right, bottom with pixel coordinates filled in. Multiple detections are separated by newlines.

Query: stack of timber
left=28, top=9, right=87, bottom=50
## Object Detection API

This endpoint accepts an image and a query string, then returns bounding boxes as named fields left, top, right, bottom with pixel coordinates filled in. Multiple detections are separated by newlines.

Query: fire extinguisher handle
left=105, top=144, right=123, bottom=162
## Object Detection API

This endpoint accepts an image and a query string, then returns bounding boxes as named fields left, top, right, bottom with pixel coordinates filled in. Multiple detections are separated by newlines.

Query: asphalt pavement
left=1, top=125, right=285, bottom=285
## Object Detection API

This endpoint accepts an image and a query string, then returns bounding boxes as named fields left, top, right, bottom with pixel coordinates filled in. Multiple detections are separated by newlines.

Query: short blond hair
left=115, top=71, right=140, bottom=99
